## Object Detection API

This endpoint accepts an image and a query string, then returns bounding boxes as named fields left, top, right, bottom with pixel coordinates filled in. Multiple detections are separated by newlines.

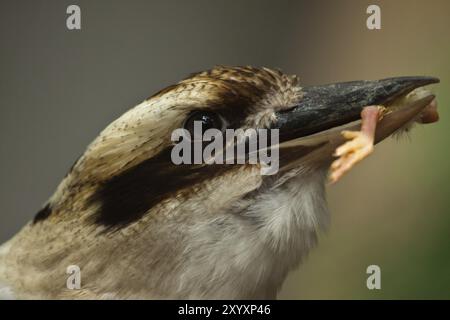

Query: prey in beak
left=272, top=76, right=440, bottom=182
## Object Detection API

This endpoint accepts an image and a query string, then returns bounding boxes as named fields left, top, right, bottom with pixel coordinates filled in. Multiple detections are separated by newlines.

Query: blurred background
left=0, top=0, right=449, bottom=299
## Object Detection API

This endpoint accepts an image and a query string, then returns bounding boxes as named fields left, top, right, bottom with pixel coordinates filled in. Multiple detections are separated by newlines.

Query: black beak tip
left=384, top=75, right=440, bottom=84
left=370, top=75, right=439, bottom=105
left=380, top=75, right=440, bottom=93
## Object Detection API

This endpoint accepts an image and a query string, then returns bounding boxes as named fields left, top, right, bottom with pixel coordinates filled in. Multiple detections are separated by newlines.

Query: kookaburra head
left=0, top=66, right=439, bottom=299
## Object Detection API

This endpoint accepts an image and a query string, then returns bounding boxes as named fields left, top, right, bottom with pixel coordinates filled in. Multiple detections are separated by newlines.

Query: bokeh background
left=0, top=0, right=449, bottom=299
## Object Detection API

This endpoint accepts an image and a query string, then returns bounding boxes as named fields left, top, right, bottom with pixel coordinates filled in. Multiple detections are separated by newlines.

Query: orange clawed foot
left=329, top=106, right=385, bottom=184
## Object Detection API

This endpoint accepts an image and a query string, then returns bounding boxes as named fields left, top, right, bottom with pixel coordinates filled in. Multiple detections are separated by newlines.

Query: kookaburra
left=0, top=66, right=439, bottom=299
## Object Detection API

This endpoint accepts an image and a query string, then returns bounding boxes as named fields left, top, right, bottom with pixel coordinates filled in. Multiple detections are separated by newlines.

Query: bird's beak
left=273, top=76, right=440, bottom=143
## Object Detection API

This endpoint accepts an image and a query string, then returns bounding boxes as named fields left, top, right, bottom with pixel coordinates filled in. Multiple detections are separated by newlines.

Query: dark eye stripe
left=88, top=147, right=234, bottom=230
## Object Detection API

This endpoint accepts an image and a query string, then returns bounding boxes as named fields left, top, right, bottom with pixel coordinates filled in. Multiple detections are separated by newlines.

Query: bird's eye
left=184, top=111, right=224, bottom=138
